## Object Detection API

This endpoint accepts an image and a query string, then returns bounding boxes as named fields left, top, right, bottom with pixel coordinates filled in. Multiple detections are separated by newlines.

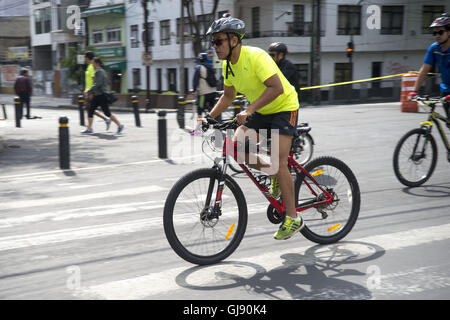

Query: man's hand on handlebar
left=407, top=92, right=418, bottom=101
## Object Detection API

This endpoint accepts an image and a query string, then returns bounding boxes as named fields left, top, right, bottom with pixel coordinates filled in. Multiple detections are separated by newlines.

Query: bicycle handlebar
left=201, top=118, right=239, bottom=132
left=411, top=95, right=446, bottom=103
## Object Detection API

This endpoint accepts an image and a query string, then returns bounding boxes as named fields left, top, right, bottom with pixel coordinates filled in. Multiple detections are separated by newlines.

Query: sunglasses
left=432, top=30, right=446, bottom=36
left=211, top=38, right=228, bottom=46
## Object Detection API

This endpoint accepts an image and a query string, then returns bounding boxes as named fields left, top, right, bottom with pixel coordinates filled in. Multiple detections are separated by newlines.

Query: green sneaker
left=273, top=216, right=304, bottom=240
left=270, top=176, right=281, bottom=199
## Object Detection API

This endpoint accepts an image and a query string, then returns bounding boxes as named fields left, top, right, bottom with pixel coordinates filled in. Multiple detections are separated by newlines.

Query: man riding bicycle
left=203, top=14, right=303, bottom=240
left=409, top=13, right=450, bottom=125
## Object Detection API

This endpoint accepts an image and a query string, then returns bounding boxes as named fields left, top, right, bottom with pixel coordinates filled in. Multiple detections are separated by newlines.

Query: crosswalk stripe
left=76, top=223, right=450, bottom=300
left=0, top=218, right=160, bottom=252
left=0, top=203, right=268, bottom=250
left=0, top=185, right=167, bottom=210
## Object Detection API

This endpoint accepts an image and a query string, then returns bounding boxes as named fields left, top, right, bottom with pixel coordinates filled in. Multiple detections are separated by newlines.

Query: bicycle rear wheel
left=293, top=133, right=314, bottom=165
left=393, top=128, right=437, bottom=187
left=295, top=156, right=360, bottom=244
left=164, top=168, right=248, bottom=265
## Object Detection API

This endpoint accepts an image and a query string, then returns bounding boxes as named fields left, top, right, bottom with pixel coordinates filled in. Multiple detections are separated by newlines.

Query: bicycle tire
left=164, top=168, right=248, bottom=265
left=294, top=133, right=314, bottom=166
left=295, top=156, right=360, bottom=244
left=393, top=128, right=438, bottom=187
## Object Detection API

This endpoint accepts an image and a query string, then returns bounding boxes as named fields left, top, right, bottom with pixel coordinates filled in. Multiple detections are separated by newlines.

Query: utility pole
left=180, top=0, right=185, bottom=95
left=142, top=0, right=151, bottom=111
left=310, top=0, right=321, bottom=105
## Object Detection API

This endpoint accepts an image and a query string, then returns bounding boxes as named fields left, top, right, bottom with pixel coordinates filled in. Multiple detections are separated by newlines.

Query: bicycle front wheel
left=164, top=168, right=248, bottom=265
left=393, top=128, right=437, bottom=187
left=295, top=156, right=360, bottom=244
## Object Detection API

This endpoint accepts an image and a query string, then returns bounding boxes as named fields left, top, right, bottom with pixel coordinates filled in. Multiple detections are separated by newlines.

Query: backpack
left=202, top=65, right=217, bottom=88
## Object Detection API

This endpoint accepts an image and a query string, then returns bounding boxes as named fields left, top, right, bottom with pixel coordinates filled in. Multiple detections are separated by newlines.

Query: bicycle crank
left=267, top=204, right=285, bottom=224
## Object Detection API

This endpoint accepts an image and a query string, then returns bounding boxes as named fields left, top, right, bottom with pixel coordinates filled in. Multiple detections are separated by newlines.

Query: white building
left=124, top=0, right=447, bottom=103
left=30, top=0, right=87, bottom=96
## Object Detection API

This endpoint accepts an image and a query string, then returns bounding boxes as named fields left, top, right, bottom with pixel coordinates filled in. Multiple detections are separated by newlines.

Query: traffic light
left=347, top=41, right=354, bottom=58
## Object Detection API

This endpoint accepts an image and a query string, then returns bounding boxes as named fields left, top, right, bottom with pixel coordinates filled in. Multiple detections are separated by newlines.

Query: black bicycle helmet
left=206, top=14, right=245, bottom=79
left=429, top=13, right=450, bottom=29
left=268, top=42, right=288, bottom=54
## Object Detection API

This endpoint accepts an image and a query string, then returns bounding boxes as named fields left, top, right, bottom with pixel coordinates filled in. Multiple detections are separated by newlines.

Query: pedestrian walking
left=82, top=58, right=124, bottom=134
left=84, top=51, right=111, bottom=130
left=14, top=68, right=32, bottom=119
left=191, top=52, right=217, bottom=134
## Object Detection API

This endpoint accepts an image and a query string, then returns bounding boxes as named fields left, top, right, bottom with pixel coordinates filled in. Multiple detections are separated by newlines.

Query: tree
left=183, top=0, right=220, bottom=56
left=61, top=45, right=97, bottom=90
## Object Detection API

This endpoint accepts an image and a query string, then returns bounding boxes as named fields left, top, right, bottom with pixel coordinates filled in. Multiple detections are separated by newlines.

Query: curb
left=33, top=104, right=179, bottom=114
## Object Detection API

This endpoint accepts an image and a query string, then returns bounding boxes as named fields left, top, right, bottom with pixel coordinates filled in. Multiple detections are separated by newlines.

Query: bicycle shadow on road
left=175, top=241, right=385, bottom=300
left=401, top=183, right=450, bottom=198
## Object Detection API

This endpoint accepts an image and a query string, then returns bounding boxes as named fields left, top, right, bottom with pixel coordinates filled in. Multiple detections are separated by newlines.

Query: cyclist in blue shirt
left=410, top=13, right=450, bottom=123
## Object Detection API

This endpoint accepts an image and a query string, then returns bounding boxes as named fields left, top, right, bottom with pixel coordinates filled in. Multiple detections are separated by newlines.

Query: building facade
left=82, top=0, right=128, bottom=94
left=30, top=0, right=88, bottom=96
left=124, top=0, right=447, bottom=103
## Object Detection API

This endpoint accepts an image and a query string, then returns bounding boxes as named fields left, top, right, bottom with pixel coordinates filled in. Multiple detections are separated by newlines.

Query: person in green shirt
left=84, top=51, right=111, bottom=130
left=204, top=15, right=303, bottom=240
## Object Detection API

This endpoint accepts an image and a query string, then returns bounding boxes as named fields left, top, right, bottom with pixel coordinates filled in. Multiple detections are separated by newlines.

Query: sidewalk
left=0, top=94, right=178, bottom=114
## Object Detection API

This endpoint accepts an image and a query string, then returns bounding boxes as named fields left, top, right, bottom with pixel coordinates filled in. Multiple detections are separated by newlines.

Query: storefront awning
left=81, top=5, right=125, bottom=17
left=104, top=61, right=126, bottom=71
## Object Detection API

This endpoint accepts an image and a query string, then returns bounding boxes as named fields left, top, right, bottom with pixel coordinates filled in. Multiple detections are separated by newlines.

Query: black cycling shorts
left=244, top=110, right=298, bottom=137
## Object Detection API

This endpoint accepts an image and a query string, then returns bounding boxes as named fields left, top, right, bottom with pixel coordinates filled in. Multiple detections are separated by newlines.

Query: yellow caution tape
left=300, top=72, right=440, bottom=91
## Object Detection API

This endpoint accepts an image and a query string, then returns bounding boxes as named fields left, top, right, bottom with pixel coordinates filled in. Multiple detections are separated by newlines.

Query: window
left=422, top=5, right=445, bottom=33
left=34, top=7, right=51, bottom=34
left=217, top=10, right=229, bottom=19
left=130, top=25, right=139, bottom=48
left=335, top=63, right=352, bottom=83
left=176, top=17, right=191, bottom=43
left=107, top=27, right=121, bottom=43
left=337, top=5, right=361, bottom=35
left=132, top=68, right=141, bottom=89
left=142, top=22, right=154, bottom=47
left=381, top=6, right=404, bottom=35
left=252, top=7, right=260, bottom=38
left=92, top=29, right=103, bottom=44
left=34, top=9, right=42, bottom=34
left=295, top=64, right=309, bottom=88
left=197, top=14, right=214, bottom=35
left=292, top=5, right=305, bottom=36
left=160, top=20, right=171, bottom=45
left=157, top=68, right=162, bottom=92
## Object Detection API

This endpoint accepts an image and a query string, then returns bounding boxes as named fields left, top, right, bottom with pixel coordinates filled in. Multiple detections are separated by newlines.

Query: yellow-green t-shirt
left=85, top=64, right=95, bottom=91
left=223, top=45, right=299, bottom=115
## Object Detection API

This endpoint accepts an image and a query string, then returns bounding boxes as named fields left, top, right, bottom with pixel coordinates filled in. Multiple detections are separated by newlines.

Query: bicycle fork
left=411, top=124, right=433, bottom=161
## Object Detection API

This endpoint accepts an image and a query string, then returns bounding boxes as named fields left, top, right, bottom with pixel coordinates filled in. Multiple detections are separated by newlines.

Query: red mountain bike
left=164, top=120, right=360, bottom=265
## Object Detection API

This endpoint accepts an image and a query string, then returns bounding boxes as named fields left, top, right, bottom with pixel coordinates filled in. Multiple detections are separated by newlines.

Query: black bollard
left=158, top=110, right=167, bottom=159
left=177, top=96, right=185, bottom=129
left=59, top=117, right=70, bottom=170
left=14, top=97, right=21, bottom=127
left=78, top=95, right=85, bottom=126
left=131, top=95, right=141, bottom=127
left=234, top=100, right=243, bottom=117
left=1, top=103, right=6, bottom=120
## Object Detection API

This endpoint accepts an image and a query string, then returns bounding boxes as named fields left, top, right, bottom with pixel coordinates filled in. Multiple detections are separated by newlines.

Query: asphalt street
left=0, top=101, right=449, bottom=300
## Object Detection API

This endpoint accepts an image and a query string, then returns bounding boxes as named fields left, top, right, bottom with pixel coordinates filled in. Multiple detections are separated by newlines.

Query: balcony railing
left=246, top=22, right=325, bottom=38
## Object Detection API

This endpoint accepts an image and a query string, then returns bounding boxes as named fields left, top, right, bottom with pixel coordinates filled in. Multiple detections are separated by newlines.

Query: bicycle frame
left=210, top=136, right=334, bottom=216
left=419, top=101, right=450, bottom=153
